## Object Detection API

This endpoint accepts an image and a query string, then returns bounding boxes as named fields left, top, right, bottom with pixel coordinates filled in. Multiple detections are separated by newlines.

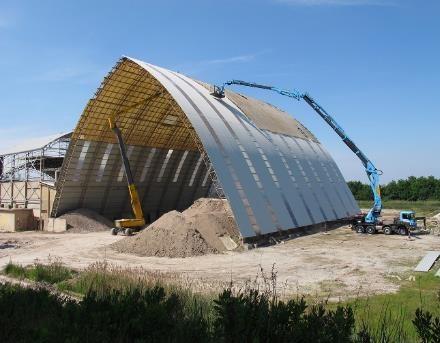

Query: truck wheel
left=125, top=228, right=133, bottom=236
left=366, top=226, right=376, bottom=234
left=383, top=226, right=392, bottom=235
left=111, top=228, right=118, bottom=236
left=355, top=225, right=365, bottom=234
left=399, top=227, right=407, bottom=236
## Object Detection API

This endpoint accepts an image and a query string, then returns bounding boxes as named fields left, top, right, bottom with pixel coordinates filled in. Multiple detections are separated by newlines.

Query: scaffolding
left=0, top=132, right=71, bottom=209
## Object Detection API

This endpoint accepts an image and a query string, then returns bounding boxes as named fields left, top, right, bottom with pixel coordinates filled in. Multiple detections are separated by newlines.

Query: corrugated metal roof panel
left=414, top=251, right=440, bottom=272
left=194, top=80, right=317, bottom=141
left=52, top=57, right=359, bottom=238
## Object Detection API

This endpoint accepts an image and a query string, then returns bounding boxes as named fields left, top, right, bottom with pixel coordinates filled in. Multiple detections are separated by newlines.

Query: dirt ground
left=0, top=222, right=438, bottom=299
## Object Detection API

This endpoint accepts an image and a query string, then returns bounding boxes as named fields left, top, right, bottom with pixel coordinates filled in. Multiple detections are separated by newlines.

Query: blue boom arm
left=212, top=80, right=382, bottom=223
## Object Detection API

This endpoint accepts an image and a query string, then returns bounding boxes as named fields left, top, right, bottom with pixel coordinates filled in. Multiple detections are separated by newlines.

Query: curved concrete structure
left=52, top=57, right=359, bottom=238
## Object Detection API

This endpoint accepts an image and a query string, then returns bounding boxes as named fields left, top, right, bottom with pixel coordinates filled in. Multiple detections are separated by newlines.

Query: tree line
left=347, top=176, right=440, bottom=201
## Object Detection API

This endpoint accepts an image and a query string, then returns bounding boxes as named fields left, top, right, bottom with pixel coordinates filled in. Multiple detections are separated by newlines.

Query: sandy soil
left=60, top=208, right=113, bottom=233
left=0, top=224, right=438, bottom=299
left=113, top=199, right=240, bottom=257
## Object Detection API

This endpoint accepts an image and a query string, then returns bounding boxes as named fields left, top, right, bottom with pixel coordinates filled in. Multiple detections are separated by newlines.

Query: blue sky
left=0, top=0, right=438, bottom=183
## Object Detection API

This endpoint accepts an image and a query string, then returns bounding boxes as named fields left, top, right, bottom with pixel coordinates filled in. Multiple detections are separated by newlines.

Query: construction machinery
left=352, top=209, right=422, bottom=236
left=211, top=80, right=422, bottom=234
left=108, top=116, right=145, bottom=235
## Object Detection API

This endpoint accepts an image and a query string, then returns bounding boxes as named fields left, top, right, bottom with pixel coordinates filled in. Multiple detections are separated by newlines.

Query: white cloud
left=276, top=0, right=396, bottom=6
left=174, top=57, right=245, bottom=75
left=204, top=54, right=257, bottom=65
left=175, top=51, right=269, bottom=75
left=27, top=65, right=106, bottom=85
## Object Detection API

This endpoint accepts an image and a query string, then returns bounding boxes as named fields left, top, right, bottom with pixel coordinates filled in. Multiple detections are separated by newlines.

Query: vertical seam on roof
left=146, top=64, right=260, bottom=235
left=171, top=72, right=284, bottom=231
left=315, top=143, right=359, bottom=213
left=264, top=132, right=315, bottom=224
left=306, top=140, right=350, bottom=217
left=291, top=138, right=338, bottom=220
left=279, top=135, right=328, bottom=221
left=218, top=101, right=298, bottom=228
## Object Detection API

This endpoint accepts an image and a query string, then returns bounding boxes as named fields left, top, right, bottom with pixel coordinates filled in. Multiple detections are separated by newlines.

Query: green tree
left=348, top=176, right=440, bottom=201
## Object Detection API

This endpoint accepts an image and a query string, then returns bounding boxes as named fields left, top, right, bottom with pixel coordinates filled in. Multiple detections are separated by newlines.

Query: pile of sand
left=59, top=208, right=113, bottom=233
left=112, top=198, right=241, bottom=258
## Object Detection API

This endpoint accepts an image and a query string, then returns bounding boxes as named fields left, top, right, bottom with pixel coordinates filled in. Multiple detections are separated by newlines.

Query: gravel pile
left=59, top=208, right=113, bottom=233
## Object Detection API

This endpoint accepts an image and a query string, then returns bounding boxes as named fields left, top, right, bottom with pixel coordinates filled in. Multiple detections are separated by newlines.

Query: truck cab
left=398, top=210, right=417, bottom=229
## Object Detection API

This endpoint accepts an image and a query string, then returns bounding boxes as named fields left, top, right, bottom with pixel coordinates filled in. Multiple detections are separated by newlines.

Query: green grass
left=3, top=259, right=75, bottom=284
left=4, top=262, right=27, bottom=279
left=331, top=271, right=440, bottom=341
left=3, top=260, right=216, bottom=322
left=358, top=199, right=440, bottom=217
left=56, top=261, right=216, bottom=321
left=3, top=261, right=440, bottom=341
left=57, top=261, right=167, bottom=295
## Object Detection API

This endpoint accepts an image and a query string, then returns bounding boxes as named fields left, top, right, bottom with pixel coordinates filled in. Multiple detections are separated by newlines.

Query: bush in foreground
left=2, top=262, right=439, bottom=342
left=0, top=282, right=361, bottom=343
left=213, top=288, right=355, bottom=342
left=413, top=308, right=440, bottom=343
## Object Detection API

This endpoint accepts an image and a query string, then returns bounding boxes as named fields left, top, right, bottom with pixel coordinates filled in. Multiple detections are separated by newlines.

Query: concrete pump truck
left=211, top=80, right=422, bottom=235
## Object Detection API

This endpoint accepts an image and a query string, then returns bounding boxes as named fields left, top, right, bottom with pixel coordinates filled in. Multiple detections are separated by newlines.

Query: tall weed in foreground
left=58, top=261, right=216, bottom=326
left=29, top=257, right=73, bottom=284
left=2, top=261, right=439, bottom=342
left=213, top=265, right=355, bottom=342
left=59, top=261, right=185, bottom=296
left=4, top=258, right=73, bottom=284
left=0, top=283, right=71, bottom=342
left=213, top=287, right=355, bottom=343
left=0, top=283, right=210, bottom=343
left=68, top=287, right=209, bottom=342
left=3, top=261, right=27, bottom=279
left=413, top=309, right=440, bottom=343
left=413, top=290, right=440, bottom=343
left=350, top=301, right=408, bottom=342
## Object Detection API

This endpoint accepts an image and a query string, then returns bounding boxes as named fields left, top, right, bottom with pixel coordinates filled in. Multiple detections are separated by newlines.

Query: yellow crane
left=108, top=115, right=145, bottom=235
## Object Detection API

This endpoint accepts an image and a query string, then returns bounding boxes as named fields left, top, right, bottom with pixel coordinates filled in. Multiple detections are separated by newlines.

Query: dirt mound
left=112, top=211, right=217, bottom=258
left=185, top=198, right=233, bottom=215
left=112, top=198, right=241, bottom=258
left=60, top=208, right=113, bottom=233
left=434, top=213, right=440, bottom=220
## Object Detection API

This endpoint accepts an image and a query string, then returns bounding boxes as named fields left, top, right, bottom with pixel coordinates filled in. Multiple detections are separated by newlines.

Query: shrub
left=4, top=259, right=73, bottom=284
left=4, top=261, right=27, bottom=279
left=3, top=262, right=438, bottom=342
left=29, top=259, right=73, bottom=284
left=413, top=309, right=440, bottom=343
left=0, top=283, right=209, bottom=343
left=0, top=283, right=70, bottom=342
left=213, top=287, right=355, bottom=342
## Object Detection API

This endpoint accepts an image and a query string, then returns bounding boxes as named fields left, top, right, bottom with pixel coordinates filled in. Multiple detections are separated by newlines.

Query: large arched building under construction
left=1, top=57, right=359, bottom=237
